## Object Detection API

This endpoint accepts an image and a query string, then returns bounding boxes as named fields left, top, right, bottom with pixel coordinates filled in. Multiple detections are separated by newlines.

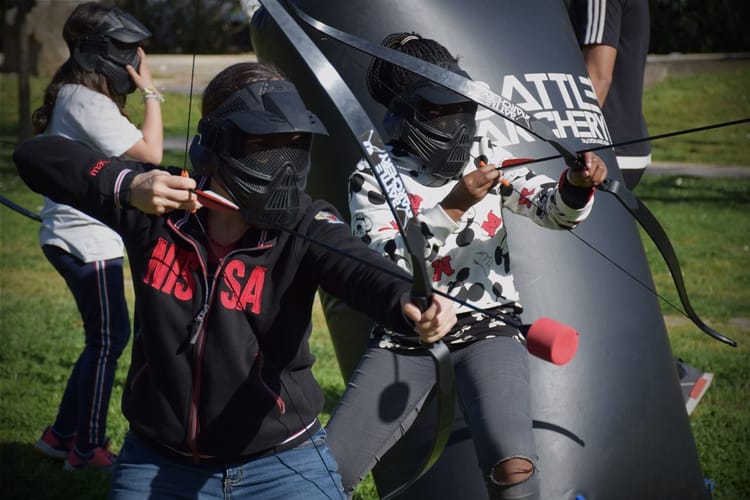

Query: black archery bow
left=287, top=3, right=737, bottom=347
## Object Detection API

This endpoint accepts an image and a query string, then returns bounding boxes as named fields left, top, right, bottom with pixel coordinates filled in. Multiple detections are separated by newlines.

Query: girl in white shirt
left=31, top=1, right=163, bottom=470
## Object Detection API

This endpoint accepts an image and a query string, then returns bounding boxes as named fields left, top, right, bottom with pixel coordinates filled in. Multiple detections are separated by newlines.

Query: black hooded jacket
left=14, top=135, right=415, bottom=462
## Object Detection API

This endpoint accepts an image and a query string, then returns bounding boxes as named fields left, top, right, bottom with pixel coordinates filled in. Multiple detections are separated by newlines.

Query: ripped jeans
left=325, top=335, right=539, bottom=500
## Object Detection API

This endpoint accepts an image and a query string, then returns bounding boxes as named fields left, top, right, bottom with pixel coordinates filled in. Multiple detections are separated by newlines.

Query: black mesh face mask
left=72, top=8, right=151, bottom=94
left=189, top=80, right=328, bottom=228
left=217, top=134, right=313, bottom=228
left=401, top=96, right=477, bottom=179
left=389, top=73, right=478, bottom=179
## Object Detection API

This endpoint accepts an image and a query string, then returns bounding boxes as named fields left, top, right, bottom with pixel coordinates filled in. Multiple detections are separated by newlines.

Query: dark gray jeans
left=325, top=335, right=539, bottom=499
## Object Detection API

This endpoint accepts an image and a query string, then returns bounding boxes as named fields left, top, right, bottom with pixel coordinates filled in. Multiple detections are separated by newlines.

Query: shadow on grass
left=0, top=442, right=111, bottom=499
left=635, top=175, right=750, bottom=204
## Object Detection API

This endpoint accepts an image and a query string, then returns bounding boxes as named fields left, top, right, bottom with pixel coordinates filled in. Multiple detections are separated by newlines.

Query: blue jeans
left=109, top=430, right=346, bottom=500
left=43, top=245, right=130, bottom=452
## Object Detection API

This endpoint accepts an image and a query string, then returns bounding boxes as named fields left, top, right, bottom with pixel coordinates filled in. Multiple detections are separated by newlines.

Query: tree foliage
left=114, top=0, right=251, bottom=54
left=109, top=0, right=749, bottom=55
left=650, top=0, right=750, bottom=53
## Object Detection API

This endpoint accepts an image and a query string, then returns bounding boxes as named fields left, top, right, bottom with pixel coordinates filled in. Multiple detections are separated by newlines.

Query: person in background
left=568, top=0, right=713, bottom=415
left=15, top=61, right=455, bottom=499
left=568, top=0, right=651, bottom=189
left=325, top=32, right=608, bottom=500
left=31, top=1, right=163, bottom=470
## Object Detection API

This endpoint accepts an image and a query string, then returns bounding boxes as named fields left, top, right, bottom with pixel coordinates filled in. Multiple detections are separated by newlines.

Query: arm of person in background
left=124, top=48, right=164, bottom=164
left=582, top=43, right=617, bottom=107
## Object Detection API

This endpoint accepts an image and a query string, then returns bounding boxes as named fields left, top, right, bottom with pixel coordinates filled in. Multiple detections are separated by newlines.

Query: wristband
left=142, top=87, right=165, bottom=103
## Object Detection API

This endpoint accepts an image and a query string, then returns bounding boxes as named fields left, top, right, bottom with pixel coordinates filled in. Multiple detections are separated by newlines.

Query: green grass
left=1, top=69, right=749, bottom=499
left=634, top=176, right=750, bottom=318
left=643, top=68, right=750, bottom=165
left=633, top=175, right=750, bottom=499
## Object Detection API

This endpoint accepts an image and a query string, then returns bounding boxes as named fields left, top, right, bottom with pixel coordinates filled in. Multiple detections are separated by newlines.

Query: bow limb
left=289, top=5, right=737, bottom=347
left=519, top=124, right=736, bottom=347
left=257, top=0, right=456, bottom=493
left=385, top=218, right=455, bottom=500
left=289, top=3, right=546, bottom=139
left=528, top=130, right=737, bottom=347
left=599, top=179, right=737, bottom=346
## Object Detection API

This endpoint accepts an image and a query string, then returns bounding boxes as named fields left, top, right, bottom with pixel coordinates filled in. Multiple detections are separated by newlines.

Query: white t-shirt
left=39, top=84, right=143, bottom=262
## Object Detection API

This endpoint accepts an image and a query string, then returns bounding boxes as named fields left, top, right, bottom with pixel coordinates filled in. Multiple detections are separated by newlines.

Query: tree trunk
left=16, top=0, right=34, bottom=142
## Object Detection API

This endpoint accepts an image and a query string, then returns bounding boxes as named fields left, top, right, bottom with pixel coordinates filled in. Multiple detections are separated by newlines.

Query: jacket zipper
left=167, top=219, right=278, bottom=462
left=168, top=219, right=213, bottom=463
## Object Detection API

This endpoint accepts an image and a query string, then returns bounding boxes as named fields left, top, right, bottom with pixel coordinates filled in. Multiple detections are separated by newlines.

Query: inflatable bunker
left=250, top=1, right=709, bottom=498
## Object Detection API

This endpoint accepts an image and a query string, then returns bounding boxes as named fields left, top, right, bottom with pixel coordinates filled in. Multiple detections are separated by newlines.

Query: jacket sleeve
left=305, top=201, right=415, bottom=334
left=485, top=138, right=595, bottom=230
left=14, top=135, right=149, bottom=231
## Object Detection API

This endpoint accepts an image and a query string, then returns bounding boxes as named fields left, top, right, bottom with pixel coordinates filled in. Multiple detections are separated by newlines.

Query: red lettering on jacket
left=89, top=160, right=110, bottom=176
left=168, top=249, right=197, bottom=300
left=221, top=261, right=266, bottom=315
left=143, top=238, right=196, bottom=300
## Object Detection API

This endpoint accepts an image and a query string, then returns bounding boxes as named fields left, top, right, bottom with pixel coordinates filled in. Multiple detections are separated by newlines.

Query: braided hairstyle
left=366, top=32, right=460, bottom=109
left=367, top=32, right=477, bottom=178
left=32, top=2, right=127, bottom=133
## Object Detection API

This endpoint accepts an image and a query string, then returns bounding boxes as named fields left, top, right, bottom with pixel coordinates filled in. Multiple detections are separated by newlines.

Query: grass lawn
left=1, top=68, right=748, bottom=499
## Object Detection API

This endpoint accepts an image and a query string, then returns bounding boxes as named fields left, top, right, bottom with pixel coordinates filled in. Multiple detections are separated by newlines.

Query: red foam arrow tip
left=525, top=317, right=579, bottom=366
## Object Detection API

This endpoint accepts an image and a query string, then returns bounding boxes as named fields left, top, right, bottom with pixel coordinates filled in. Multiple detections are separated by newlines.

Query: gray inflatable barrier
left=250, top=1, right=709, bottom=498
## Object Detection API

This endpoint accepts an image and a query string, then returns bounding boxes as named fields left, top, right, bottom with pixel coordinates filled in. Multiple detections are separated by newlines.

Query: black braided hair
left=366, top=32, right=460, bottom=109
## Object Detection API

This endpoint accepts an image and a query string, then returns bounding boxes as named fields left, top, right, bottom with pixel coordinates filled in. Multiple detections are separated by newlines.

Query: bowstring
left=183, top=0, right=201, bottom=171
left=488, top=117, right=750, bottom=170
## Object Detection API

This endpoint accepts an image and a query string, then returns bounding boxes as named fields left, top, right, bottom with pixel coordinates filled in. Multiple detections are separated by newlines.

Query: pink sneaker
left=35, top=426, right=76, bottom=460
left=64, top=440, right=116, bottom=470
